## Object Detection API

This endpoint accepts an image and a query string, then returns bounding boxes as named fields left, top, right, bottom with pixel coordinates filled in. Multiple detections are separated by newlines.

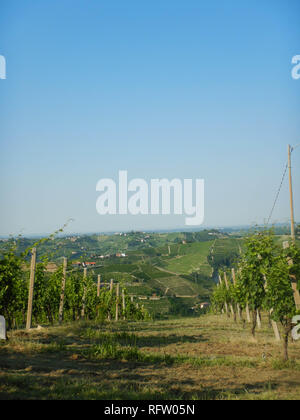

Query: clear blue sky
left=0, top=0, right=299, bottom=235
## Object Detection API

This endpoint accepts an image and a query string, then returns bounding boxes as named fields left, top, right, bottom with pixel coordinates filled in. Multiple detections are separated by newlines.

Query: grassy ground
left=0, top=314, right=300, bottom=400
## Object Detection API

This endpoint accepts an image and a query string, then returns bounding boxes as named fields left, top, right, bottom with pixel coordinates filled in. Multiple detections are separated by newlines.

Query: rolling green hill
left=64, top=235, right=242, bottom=318
left=0, top=230, right=268, bottom=318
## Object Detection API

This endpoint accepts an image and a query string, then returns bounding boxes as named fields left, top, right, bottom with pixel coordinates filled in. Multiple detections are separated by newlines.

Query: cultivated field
left=1, top=314, right=300, bottom=400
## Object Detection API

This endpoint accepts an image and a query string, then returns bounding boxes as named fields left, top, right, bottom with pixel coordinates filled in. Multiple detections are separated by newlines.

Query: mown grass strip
left=81, top=340, right=260, bottom=368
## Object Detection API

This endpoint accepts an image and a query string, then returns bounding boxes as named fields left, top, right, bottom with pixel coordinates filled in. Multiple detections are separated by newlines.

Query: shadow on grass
left=1, top=319, right=299, bottom=400
left=0, top=340, right=298, bottom=400
left=0, top=359, right=285, bottom=400
left=81, top=327, right=208, bottom=349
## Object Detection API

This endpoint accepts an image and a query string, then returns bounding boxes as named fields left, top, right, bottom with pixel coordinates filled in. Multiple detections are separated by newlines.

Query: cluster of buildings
left=95, top=253, right=127, bottom=259
left=138, top=294, right=161, bottom=301
left=72, top=261, right=96, bottom=268
left=71, top=252, right=127, bottom=267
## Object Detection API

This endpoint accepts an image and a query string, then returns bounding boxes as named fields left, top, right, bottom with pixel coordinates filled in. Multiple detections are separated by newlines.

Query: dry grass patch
left=0, top=315, right=299, bottom=400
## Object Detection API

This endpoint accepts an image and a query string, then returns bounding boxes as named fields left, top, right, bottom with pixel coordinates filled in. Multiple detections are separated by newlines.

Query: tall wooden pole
left=26, top=248, right=37, bottom=330
left=288, top=144, right=296, bottom=242
left=58, top=257, right=67, bottom=324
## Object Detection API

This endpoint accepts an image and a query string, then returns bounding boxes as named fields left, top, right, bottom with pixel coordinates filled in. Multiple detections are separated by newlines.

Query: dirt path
left=155, top=266, right=180, bottom=276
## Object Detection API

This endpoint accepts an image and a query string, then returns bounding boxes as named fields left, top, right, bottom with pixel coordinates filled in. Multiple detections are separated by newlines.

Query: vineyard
left=0, top=243, right=150, bottom=332
left=211, top=230, right=300, bottom=361
left=1, top=228, right=300, bottom=400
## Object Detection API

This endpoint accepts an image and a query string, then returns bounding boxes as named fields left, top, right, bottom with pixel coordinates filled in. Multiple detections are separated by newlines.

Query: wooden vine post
left=122, top=289, right=126, bottom=320
left=97, top=274, right=101, bottom=297
left=81, top=267, right=87, bottom=319
left=218, top=275, right=224, bottom=314
left=245, top=304, right=251, bottom=323
left=263, top=275, right=281, bottom=341
left=231, top=268, right=241, bottom=320
left=58, top=257, right=67, bottom=324
left=224, top=272, right=235, bottom=320
left=26, top=248, right=37, bottom=330
left=96, top=274, right=101, bottom=318
left=219, top=274, right=228, bottom=315
left=115, top=283, right=120, bottom=321
left=270, top=310, right=281, bottom=341
left=108, top=279, right=114, bottom=320
left=237, top=266, right=251, bottom=323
